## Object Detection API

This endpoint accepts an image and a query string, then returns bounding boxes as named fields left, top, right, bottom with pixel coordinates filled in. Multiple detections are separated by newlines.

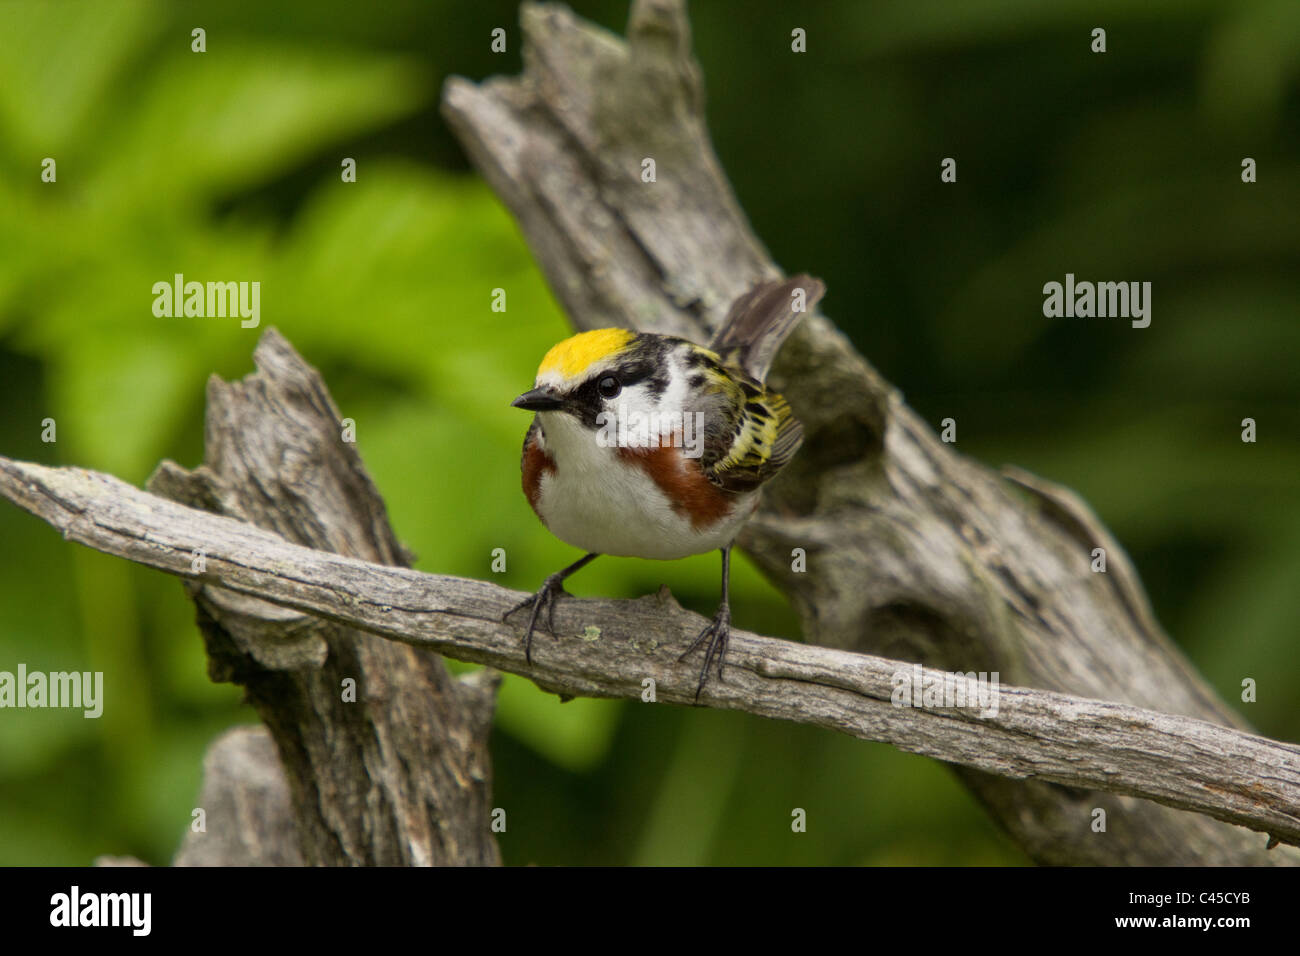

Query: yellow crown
left=537, top=328, right=635, bottom=380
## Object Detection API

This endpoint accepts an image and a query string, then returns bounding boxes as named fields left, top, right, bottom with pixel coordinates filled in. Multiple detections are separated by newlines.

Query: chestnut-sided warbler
left=507, top=275, right=825, bottom=699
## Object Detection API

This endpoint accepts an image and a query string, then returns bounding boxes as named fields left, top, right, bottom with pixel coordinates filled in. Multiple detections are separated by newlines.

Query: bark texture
left=145, top=331, right=501, bottom=866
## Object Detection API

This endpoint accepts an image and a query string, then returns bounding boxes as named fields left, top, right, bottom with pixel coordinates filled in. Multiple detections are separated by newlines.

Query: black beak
left=511, top=387, right=565, bottom=412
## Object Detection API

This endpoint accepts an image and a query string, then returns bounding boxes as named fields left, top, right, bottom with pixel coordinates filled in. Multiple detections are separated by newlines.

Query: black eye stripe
left=561, top=345, right=679, bottom=426
left=610, top=360, right=668, bottom=398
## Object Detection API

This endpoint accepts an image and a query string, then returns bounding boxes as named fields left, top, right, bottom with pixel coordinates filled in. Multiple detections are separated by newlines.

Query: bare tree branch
left=1, top=445, right=1298, bottom=852
left=438, top=0, right=1295, bottom=864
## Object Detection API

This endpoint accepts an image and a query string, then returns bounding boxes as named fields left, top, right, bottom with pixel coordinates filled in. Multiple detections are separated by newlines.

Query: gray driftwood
left=438, top=0, right=1297, bottom=864
left=1, top=418, right=1298, bottom=854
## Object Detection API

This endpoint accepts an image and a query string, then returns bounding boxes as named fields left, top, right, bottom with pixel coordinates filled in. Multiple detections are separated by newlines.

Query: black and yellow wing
left=701, top=372, right=803, bottom=494
left=698, top=275, right=820, bottom=492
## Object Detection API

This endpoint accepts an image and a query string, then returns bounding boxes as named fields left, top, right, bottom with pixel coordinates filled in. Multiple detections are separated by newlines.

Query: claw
left=503, top=553, right=599, bottom=665
left=503, top=573, right=570, bottom=663
left=678, top=602, right=731, bottom=702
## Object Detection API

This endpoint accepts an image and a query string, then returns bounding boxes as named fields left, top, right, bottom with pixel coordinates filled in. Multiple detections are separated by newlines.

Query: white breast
left=532, top=412, right=756, bottom=560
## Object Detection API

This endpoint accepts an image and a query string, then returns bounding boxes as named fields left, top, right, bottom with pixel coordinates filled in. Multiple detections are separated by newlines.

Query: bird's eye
left=597, top=375, right=622, bottom=399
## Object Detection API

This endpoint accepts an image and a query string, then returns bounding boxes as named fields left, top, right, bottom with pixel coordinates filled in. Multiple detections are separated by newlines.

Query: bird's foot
left=679, top=602, right=731, bottom=703
left=504, top=572, right=571, bottom=663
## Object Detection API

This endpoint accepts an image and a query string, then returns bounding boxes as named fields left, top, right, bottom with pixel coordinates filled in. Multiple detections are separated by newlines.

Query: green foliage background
left=0, top=0, right=1295, bottom=865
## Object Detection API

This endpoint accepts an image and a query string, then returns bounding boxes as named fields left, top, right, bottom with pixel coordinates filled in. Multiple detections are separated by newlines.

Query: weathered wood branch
left=438, top=0, right=1296, bottom=864
left=147, top=331, right=500, bottom=866
left=1, top=447, right=1298, bottom=851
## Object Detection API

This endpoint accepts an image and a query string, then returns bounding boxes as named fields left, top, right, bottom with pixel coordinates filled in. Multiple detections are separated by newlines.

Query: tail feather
left=709, top=274, right=825, bottom=382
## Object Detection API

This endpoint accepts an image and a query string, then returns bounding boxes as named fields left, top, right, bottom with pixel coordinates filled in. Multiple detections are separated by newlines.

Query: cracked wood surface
left=145, top=331, right=500, bottom=866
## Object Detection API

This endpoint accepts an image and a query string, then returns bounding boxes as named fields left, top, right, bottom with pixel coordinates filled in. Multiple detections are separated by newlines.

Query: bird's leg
left=504, top=552, right=600, bottom=663
left=678, top=545, right=733, bottom=702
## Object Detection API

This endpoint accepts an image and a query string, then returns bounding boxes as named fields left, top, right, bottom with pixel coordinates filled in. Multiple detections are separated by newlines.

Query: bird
left=506, top=275, right=825, bottom=700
